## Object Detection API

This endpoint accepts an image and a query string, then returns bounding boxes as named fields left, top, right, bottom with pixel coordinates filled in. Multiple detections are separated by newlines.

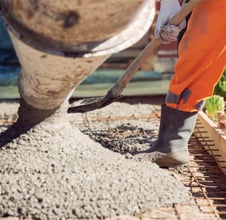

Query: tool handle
left=104, top=0, right=200, bottom=99
left=170, top=0, right=201, bottom=25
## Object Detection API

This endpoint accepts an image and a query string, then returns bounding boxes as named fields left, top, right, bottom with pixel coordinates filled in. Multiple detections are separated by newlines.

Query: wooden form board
left=195, top=111, right=226, bottom=175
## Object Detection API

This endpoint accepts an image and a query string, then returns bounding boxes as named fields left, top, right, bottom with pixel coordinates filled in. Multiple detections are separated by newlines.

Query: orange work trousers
left=165, top=0, right=226, bottom=112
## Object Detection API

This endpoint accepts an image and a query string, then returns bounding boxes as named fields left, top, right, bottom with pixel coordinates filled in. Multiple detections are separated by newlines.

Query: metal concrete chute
left=0, top=0, right=155, bottom=111
left=0, top=0, right=155, bottom=56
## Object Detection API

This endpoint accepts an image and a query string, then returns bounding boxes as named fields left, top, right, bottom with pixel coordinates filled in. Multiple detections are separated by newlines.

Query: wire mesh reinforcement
left=76, top=105, right=226, bottom=220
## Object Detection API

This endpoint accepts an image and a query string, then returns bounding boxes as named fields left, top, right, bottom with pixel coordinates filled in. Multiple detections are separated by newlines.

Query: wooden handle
left=105, top=0, right=200, bottom=99
left=170, top=0, right=201, bottom=25
left=106, top=38, right=161, bottom=97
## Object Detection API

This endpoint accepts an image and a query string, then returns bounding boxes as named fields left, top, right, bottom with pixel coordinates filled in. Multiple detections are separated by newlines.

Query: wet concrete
left=0, top=101, right=191, bottom=220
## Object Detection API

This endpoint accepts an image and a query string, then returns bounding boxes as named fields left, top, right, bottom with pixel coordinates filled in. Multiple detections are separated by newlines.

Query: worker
left=138, top=0, right=226, bottom=167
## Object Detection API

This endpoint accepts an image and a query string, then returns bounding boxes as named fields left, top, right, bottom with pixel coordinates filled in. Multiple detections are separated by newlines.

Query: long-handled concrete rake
left=68, top=0, right=199, bottom=113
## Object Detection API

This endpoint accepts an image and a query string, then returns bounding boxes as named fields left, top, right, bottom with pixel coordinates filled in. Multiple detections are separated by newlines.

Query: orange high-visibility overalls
left=165, top=0, right=226, bottom=112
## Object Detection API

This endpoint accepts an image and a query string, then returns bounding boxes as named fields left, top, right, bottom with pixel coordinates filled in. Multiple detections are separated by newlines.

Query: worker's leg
left=166, top=0, right=226, bottom=111
left=144, top=1, right=226, bottom=167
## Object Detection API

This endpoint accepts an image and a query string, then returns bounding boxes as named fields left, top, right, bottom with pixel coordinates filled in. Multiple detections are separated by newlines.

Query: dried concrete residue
left=0, top=111, right=190, bottom=220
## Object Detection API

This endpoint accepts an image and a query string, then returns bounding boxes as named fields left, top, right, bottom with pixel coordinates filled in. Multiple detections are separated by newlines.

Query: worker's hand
left=155, top=0, right=186, bottom=43
left=159, top=23, right=185, bottom=44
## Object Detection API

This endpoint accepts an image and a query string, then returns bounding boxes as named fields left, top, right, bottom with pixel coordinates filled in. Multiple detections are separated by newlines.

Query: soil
left=0, top=98, right=191, bottom=220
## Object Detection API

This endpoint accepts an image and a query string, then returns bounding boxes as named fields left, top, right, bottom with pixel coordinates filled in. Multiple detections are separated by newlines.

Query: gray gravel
left=0, top=101, right=191, bottom=220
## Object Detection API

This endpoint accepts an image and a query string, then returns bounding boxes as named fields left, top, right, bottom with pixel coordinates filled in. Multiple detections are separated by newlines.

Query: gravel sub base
left=0, top=101, right=191, bottom=220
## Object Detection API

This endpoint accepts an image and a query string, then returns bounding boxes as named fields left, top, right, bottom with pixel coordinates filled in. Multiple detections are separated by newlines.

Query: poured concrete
left=0, top=101, right=191, bottom=220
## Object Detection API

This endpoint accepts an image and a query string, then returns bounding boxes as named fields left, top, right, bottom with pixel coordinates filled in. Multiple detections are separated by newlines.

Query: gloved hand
left=155, top=0, right=186, bottom=43
left=159, top=22, right=186, bottom=43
